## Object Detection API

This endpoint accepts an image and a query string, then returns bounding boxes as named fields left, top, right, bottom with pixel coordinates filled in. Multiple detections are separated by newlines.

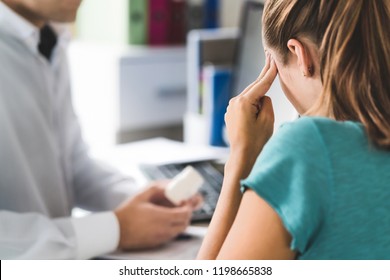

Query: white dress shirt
left=0, top=2, right=139, bottom=259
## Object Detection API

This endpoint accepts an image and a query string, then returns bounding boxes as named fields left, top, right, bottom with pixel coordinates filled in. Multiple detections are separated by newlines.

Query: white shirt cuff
left=71, top=211, right=119, bottom=259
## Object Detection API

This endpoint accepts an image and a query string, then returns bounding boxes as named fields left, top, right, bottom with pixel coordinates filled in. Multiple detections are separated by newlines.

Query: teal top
left=241, top=117, right=390, bottom=259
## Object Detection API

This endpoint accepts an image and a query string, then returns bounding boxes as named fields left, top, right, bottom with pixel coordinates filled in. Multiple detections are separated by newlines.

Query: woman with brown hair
left=198, top=0, right=390, bottom=259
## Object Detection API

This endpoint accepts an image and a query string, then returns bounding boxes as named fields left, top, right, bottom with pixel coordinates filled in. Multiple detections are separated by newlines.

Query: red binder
left=148, top=0, right=171, bottom=45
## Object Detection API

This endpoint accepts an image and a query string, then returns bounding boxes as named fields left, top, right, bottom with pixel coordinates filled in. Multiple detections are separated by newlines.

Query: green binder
left=129, top=0, right=148, bottom=45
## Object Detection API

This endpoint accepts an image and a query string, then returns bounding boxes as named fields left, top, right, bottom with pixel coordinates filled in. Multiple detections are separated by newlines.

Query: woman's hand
left=225, top=54, right=277, bottom=171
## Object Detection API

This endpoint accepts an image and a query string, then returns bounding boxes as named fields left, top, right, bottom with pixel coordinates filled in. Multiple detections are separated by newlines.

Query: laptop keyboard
left=139, top=161, right=223, bottom=222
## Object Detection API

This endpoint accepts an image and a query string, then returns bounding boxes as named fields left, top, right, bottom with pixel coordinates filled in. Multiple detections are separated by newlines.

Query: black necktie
left=38, top=25, right=57, bottom=61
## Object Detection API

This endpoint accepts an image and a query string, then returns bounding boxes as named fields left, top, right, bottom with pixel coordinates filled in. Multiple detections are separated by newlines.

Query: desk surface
left=103, top=226, right=207, bottom=260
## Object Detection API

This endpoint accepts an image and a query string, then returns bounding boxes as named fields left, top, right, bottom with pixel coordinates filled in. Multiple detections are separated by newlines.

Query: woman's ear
left=287, top=39, right=314, bottom=77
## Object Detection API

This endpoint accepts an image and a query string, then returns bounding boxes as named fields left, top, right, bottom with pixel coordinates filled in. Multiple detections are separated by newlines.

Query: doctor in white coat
left=0, top=0, right=199, bottom=259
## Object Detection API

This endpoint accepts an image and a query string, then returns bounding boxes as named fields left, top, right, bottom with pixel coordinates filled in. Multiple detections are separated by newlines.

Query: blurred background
left=68, top=0, right=291, bottom=157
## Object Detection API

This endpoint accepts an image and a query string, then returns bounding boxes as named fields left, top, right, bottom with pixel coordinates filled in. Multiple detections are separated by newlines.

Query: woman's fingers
left=226, top=58, right=277, bottom=124
left=257, top=52, right=272, bottom=81
left=243, top=58, right=278, bottom=100
left=237, top=53, right=271, bottom=97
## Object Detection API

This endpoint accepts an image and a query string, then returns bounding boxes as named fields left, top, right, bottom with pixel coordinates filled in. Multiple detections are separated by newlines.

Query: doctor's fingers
left=154, top=222, right=190, bottom=244
left=185, top=194, right=204, bottom=210
left=154, top=204, right=193, bottom=225
left=136, top=185, right=165, bottom=202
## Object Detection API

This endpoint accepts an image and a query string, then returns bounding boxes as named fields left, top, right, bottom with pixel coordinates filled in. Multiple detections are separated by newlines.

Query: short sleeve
left=241, top=118, right=332, bottom=254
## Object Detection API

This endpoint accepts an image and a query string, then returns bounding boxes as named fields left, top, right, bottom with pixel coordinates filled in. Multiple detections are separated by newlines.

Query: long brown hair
left=263, top=0, right=390, bottom=150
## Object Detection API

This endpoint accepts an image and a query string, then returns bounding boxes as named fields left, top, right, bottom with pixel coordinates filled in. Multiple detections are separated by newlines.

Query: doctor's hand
left=225, top=53, right=277, bottom=175
left=114, top=181, right=202, bottom=250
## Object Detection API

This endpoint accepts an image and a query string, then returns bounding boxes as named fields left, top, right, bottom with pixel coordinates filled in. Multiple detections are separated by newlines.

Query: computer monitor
left=232, top=1, right=296, bottom=129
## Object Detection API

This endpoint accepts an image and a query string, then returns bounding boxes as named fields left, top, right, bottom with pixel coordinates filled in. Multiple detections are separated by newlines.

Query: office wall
left=76, top=0, right=128, bottom=44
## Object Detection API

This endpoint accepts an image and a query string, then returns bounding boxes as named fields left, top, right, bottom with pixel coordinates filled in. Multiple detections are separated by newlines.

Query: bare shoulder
left=217, top=189, right=296, bottom=260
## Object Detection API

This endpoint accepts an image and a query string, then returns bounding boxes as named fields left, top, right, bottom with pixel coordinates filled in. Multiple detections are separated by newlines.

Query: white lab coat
left=0, top=3, right=138, bottom=259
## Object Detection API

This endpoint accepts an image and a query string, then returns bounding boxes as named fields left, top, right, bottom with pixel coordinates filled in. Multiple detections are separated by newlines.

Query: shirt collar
left=0, top=2, right=71, bottom=55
